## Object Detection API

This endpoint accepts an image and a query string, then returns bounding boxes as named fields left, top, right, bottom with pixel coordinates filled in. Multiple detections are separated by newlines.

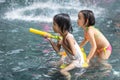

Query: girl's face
left=77, top=12, right=85, bottom=28
left=53, top=21, right=60, bottom=33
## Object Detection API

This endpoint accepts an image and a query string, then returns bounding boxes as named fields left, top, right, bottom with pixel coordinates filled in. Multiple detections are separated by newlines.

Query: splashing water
left=0, top=0, right=120, bottom=80
left=3, top=1, right=105, bottom=22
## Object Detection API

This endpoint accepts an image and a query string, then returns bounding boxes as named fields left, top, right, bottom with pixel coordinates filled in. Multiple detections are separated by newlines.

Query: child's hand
left=44, top=34, right=51, bottom=40
left=45, top=37, right=51, bottom=41
left=44, top=34, right=49, bottom=38
left=86, top=59, right=90, bottom=64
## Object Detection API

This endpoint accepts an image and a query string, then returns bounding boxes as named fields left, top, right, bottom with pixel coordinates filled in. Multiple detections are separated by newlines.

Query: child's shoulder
left=67, top=33, right=74, bottom=38
left=88, top=26, right=99, bottom=32
left=65, top=33, right=74, bottom=41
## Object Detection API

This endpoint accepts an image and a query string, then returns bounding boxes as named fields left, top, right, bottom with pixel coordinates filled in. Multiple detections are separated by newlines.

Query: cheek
left=53, top=26, right=56, bottom=32
left=79, top=20, right=85, bottom=26
left=77, top=20, right=82, bottom=25
left=53, top=26, right=58, bottom=33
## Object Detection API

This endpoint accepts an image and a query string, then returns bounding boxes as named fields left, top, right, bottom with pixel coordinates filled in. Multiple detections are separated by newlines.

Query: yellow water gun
left=29, top=28, right=62, bottom=40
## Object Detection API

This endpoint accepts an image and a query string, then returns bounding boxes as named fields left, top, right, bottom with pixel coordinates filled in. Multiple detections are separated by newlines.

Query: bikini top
left=85, top=26, right=100, bottom=39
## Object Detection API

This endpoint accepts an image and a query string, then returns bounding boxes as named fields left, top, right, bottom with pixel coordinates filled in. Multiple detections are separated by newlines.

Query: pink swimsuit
left=97, top=45, right=112, bottom=53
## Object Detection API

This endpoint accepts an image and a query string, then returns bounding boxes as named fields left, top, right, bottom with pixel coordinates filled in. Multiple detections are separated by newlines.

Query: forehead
left=78, top=12, right=84, bottom=17
left=53, top=21, right=58, bottom=26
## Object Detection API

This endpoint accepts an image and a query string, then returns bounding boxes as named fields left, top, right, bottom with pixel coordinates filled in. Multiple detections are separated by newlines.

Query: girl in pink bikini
left=77, top=10, right=112, bottom=69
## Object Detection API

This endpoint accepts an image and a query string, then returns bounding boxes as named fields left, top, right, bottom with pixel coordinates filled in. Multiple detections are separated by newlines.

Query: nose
left=77, top=19, right=79, bottom=25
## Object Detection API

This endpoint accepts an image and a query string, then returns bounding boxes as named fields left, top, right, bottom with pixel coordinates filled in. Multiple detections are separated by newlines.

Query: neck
left=61, top=31, right=68, bottom=37
left=82, top=26, right=87, bottom=31
left=84, top=26, right=94, bottom=32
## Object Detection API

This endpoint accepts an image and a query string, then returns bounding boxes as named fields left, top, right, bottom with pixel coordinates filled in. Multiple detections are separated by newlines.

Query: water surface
left=0, top=0, right=120, bottom=80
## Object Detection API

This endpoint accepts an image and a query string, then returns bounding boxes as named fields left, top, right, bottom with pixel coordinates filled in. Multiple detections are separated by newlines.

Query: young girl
left=77, top=10, right=112, bottom=69
left=47, top=13, right=85, bottom=80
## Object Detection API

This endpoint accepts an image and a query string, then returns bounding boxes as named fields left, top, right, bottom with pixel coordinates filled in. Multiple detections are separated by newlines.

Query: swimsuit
left=86, top=26, right=112, bottom=53
left=62, top=33, right=84, bottom=68
left=97, top=45, right=112, bottom=53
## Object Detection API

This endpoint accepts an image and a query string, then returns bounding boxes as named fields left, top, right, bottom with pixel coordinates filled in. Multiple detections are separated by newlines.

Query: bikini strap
left=97, top=47, right=107, bottom=53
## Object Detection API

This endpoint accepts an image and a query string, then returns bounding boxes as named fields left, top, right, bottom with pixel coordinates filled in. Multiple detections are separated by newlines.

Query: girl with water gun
left=45, top=13, right=87, bottom=80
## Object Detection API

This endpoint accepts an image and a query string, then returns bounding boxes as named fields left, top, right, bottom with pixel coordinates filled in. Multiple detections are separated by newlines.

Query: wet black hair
left=79, top=10, right=95, bottom=27
left=53, top=13, right=73, bottom=33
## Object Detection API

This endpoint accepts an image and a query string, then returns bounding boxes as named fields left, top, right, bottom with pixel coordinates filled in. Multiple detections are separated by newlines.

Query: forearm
left=80, top=39, right=88, bottom=48
left=48, top=39, right=60, bottom=52
left=87, top=46, right=96, bottom=62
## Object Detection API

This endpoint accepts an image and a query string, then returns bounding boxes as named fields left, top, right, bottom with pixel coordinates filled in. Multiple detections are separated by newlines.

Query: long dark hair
left=79, top=10, right=95, bottom=27
left=53, top=13, right=73, bottom=33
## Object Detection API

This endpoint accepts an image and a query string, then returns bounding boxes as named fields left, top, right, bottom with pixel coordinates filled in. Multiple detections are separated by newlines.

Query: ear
left=85, top=19, right=89, bottom=27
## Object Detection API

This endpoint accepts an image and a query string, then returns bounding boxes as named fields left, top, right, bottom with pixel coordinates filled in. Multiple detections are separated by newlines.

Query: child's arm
left=80, top=39, right=88, bottom=48
left=48, top=38, right=61, bottom=53
left=87, top=29, right=97, bottom=63
left=80, top=33, right=88, bottom=48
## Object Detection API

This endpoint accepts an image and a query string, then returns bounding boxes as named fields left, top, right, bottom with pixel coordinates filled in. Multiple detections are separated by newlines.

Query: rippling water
left=0, top=0, right=120, bottom=80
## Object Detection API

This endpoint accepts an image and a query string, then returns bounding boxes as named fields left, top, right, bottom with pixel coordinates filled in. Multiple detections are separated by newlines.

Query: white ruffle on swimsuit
left=62, top=33, right=84, bottom=68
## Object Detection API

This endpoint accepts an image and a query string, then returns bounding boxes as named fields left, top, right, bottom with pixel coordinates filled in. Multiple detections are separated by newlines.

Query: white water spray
left=3, top=1, right=105, bottom=22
